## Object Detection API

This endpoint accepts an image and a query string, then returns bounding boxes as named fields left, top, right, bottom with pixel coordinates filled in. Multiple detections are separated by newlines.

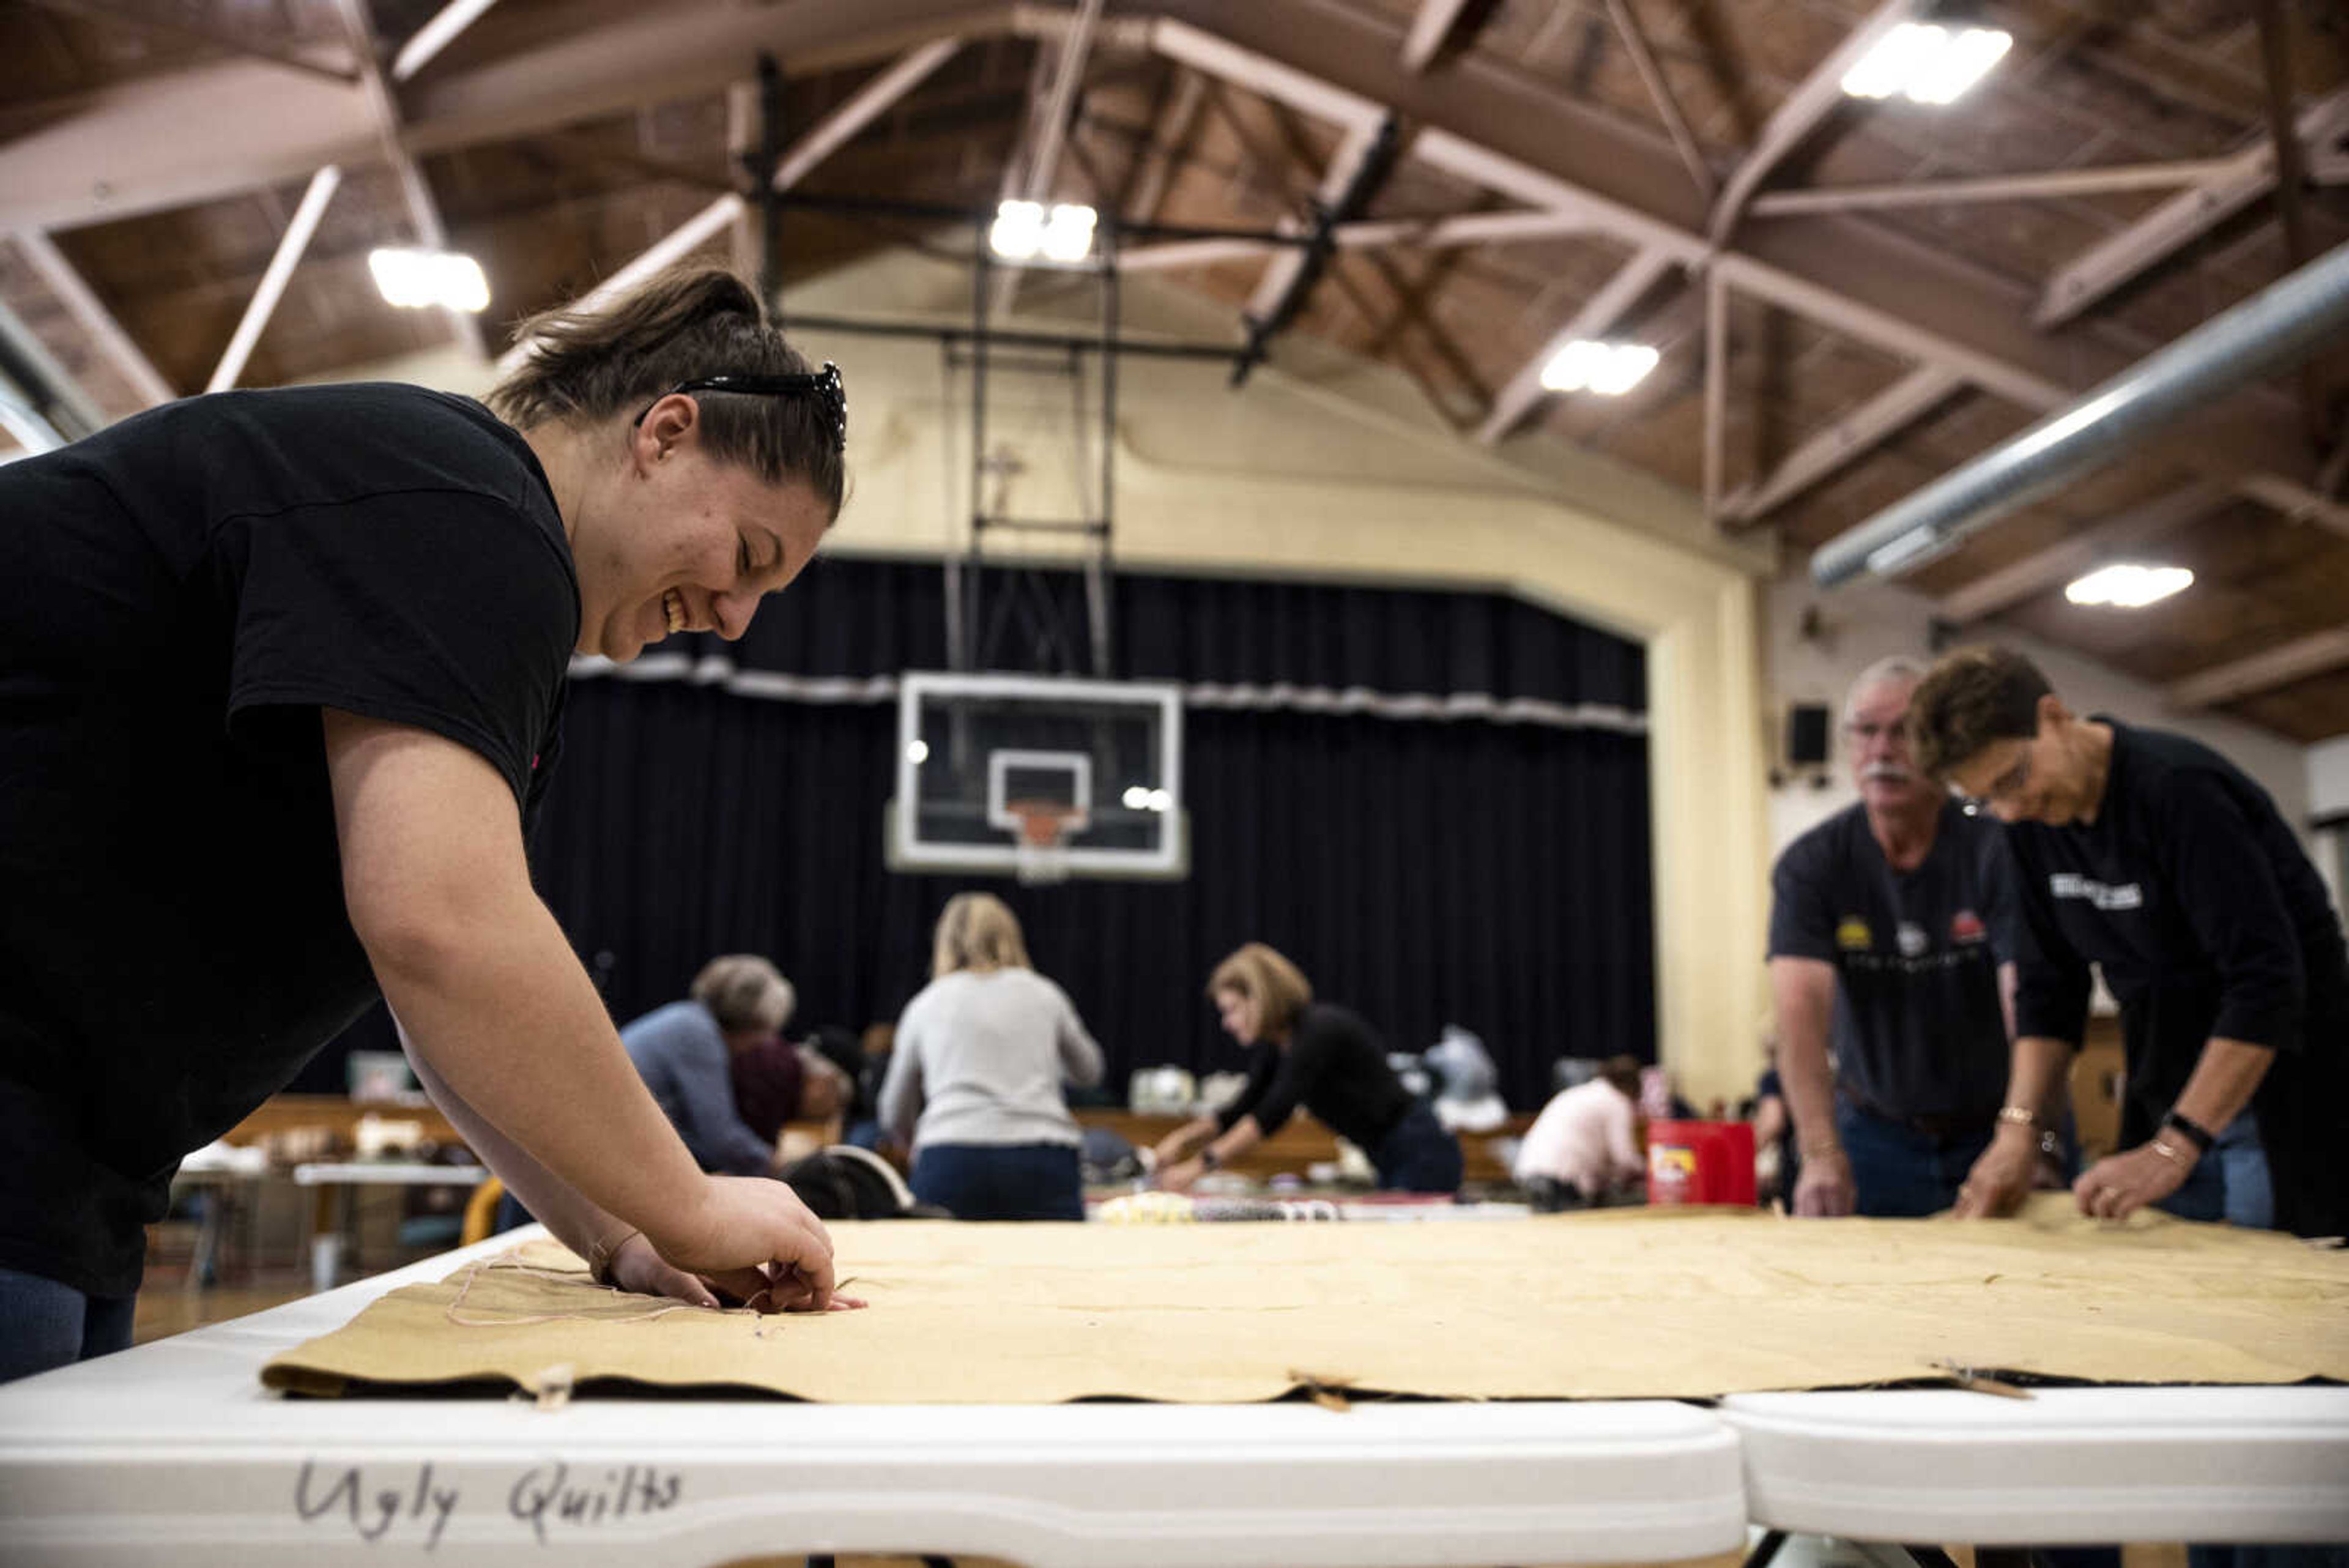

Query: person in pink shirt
left=1513, top=1056, right=1646, bottom=1211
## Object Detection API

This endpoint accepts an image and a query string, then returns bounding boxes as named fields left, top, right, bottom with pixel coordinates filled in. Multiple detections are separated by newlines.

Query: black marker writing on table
left=509, top=1463, right=684, bottom=1545
left=294, top=1459, right=683, bottom=1550
left=295, top=1460, right=461, bottom=1551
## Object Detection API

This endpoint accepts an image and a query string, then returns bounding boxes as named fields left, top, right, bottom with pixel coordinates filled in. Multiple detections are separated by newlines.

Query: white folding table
left=1725, top=1386, right=2349, bottom=1548
left=289, top=1161, right=488, bottom=1291
left=0, top=1229, right=1748, bottom=1568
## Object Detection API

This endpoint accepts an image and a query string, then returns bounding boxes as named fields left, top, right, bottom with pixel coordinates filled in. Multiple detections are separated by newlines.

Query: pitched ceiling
left=5, top=0, right=2348, bottom=737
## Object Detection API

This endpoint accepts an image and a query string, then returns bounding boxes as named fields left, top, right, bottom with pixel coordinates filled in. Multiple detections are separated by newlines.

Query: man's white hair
left=1842, top=655, right=1929, bottom=722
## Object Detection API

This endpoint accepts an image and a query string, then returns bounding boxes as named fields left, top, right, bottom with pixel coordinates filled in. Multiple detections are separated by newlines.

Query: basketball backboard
left=887, top=671, right=1186, bottom=882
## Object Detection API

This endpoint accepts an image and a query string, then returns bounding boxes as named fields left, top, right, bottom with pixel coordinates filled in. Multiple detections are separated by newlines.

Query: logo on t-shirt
left=1836, top=917, right=1873, bottom=952
left=1896, top=921, right=1928, bottom=957
left=2048, top=872, right=2143, bottom=911
left=1950, top=908, right=1987, bottom=945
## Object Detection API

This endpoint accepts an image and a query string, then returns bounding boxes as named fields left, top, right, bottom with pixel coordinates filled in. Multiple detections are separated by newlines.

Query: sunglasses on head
left=632, top=362, right=846, bottom=454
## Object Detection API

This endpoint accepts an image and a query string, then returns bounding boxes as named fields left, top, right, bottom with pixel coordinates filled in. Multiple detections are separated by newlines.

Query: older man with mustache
left=1765, top=656, right=2032, bottom=1217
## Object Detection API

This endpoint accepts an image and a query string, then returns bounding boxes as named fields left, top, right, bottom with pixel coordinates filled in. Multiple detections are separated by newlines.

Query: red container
left=1646, top=1119, right=1757, bottom=1206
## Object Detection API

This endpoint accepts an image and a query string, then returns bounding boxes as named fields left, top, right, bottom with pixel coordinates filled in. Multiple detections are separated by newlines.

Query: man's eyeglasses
left=633, top=362, right=846, bottom=454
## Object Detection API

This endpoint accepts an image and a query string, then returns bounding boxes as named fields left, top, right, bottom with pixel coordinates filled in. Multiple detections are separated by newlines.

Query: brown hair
left=932, top=892, right=1032, bottom=978
left=1206, top=942, right=1313, bottom=1039
left=1906, top=645, right=2054, bottom=781
left=1599, top=1055, right=1642, bottom=1101
left=689, top=954, right=795, bottom=1034
left=489, top=265, right=845, bottom=518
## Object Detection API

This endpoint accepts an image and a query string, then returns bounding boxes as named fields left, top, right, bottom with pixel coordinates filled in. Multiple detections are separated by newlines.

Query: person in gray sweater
left=879, top=894, right=1104, bottom=1220
left=623, top=954, right=797, bottom=1179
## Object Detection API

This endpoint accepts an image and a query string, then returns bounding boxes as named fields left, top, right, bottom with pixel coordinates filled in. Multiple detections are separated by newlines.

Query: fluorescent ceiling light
left=1539, top=340, right=1660, bottom=396
left=368, top=248, right=491, bottom=313
left=2065, top=562, right=2192, bottom=609
left=991, top=201, right=1097, bottom=263
left=1842, top=24, right=2012, bottom=105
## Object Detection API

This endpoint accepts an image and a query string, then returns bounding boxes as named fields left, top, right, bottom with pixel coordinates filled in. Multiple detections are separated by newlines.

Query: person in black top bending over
left=1911, top=647, right=2348, bottom=1238
left=1152, top=943, right=1463, bottom=1194
left=0, top=266, right=859, bottom=1384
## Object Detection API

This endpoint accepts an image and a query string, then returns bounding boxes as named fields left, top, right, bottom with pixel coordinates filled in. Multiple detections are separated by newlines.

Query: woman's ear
left=631, top=393, right=700, bottom=470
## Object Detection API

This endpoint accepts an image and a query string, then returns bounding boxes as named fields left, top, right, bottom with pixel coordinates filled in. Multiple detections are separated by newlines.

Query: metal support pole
left=758, top=54, right=785, bottom=313
left=1813, top=238, right=2349, bottom=587
left=207, top=164, right=341, bottom=393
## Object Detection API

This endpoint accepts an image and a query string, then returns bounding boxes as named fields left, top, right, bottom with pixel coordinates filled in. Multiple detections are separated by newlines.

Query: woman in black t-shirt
left=0, top=266, right=861, bottom=1382
left=1153, top=943, right=1463, bottom=1194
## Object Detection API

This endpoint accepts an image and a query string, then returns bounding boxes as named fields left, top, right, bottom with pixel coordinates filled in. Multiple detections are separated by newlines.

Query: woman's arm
left=1158, top=1115, right=1263, bottom=1194
left=1055, top=992, right=1105, bottom=1088
left=875, top=1020, right=924, bottom=1151
left=323, top=710, right=836, bottom=1307
left=397, top=1020, right=720, bottom=1305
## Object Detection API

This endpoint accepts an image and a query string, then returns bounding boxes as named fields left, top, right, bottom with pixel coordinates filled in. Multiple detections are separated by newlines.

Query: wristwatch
left=1198, top=1148, right=1221, bottom=1173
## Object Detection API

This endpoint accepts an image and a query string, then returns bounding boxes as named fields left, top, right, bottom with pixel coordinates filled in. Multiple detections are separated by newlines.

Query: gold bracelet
left=2148, top=1137, right=2190, bottom=1167
left=1997, top=1105, right=2037, bottom=1128
left=587, top=1226, right=642, bottom=1288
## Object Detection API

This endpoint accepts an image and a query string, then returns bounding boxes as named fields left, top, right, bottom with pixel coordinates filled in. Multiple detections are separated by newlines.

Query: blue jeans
left=911, top=1142, right=1085, bottom=1221
left=1836, top=1101, right=1995, bottom=1218
left=2155, top=1111, right=2272, bottom=1228
left=1371, top=1102, right=1463, bottom=1194
left=0, top=1266, right=136, bottom=1385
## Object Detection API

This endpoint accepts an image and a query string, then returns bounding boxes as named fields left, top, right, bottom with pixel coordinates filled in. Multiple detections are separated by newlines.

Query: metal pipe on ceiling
left=1810, top=238, right=2349, bottom=589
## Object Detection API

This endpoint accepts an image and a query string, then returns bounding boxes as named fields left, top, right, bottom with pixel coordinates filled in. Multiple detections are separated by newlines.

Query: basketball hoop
left=1008, top=798, right=1085, bottom=885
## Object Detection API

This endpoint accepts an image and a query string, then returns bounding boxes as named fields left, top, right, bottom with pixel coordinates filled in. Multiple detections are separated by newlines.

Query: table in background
left=0, top=1228, right=1746, bottom=1568
left=289, top=1162, right=488, bottom=1292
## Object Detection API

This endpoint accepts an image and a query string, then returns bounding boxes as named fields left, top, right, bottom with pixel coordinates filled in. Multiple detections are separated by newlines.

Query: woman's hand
left=1156, top=1157, right=1204, bottom=1194
left=605, top=1232, right=721, bottom=1307
left=607, top=1228, right=867, bottom=1313
left=648, top=1174, right=846, bottom=1311
left=2073, top=1140, right=2192, bottom=1222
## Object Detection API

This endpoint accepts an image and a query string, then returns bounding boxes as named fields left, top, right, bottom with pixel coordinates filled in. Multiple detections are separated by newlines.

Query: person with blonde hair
left=878, top=893, right=1104, bottom=1219
left=1154, top=942, right=1462, bottom=1194
left=0, top=264, right=855, bottom=1382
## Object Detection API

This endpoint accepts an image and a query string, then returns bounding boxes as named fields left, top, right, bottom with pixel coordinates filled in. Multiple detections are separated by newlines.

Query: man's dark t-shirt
left=1215, top=1002, right=1412, bottom=1152
left=0, top=384, right=577, bottom=1296
left=2003, top=721, right=2349, bottom=1238
left=1768, top=799, right=2014, bottom=1124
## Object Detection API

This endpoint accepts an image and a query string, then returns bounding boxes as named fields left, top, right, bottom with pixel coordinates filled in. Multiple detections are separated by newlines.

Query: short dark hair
left=1906, top=645, right=2053, bottom=781
left=489, top=265, right=845, bottom=520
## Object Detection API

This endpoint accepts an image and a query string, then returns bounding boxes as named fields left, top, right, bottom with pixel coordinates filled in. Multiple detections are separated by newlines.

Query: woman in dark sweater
left=1153, top=943, right=1461, bottom=1194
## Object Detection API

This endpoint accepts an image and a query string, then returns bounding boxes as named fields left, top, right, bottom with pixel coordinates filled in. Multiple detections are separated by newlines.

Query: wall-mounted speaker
left=1786, top=703, right=1831, bottom=768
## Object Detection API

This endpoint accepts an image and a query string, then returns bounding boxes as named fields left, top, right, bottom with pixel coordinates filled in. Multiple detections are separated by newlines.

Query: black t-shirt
left=1767, top=799, right=2013, bottom=1121
left=0, top=384, right=577, bottom=1296
left=2003, top=721, right=2349, bottom=1237
left=1215, top=1002, right=1412, bottom=1152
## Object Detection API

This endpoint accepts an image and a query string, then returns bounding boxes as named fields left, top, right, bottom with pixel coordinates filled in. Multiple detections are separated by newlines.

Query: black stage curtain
left=312, top=559, right=1653, bottom=1112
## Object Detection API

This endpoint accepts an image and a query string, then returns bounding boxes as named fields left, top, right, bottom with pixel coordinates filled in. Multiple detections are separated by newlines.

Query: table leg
left=188, top=1187, right=222, bottom=1296
left=1743, top=1530, right=1789, bottom=1568
left=309, top=1187, right=346, bottom=1294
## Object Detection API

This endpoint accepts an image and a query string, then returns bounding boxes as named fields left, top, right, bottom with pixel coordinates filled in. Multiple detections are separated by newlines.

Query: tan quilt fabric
left=263, top=1197, right=2349, bottom=1402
